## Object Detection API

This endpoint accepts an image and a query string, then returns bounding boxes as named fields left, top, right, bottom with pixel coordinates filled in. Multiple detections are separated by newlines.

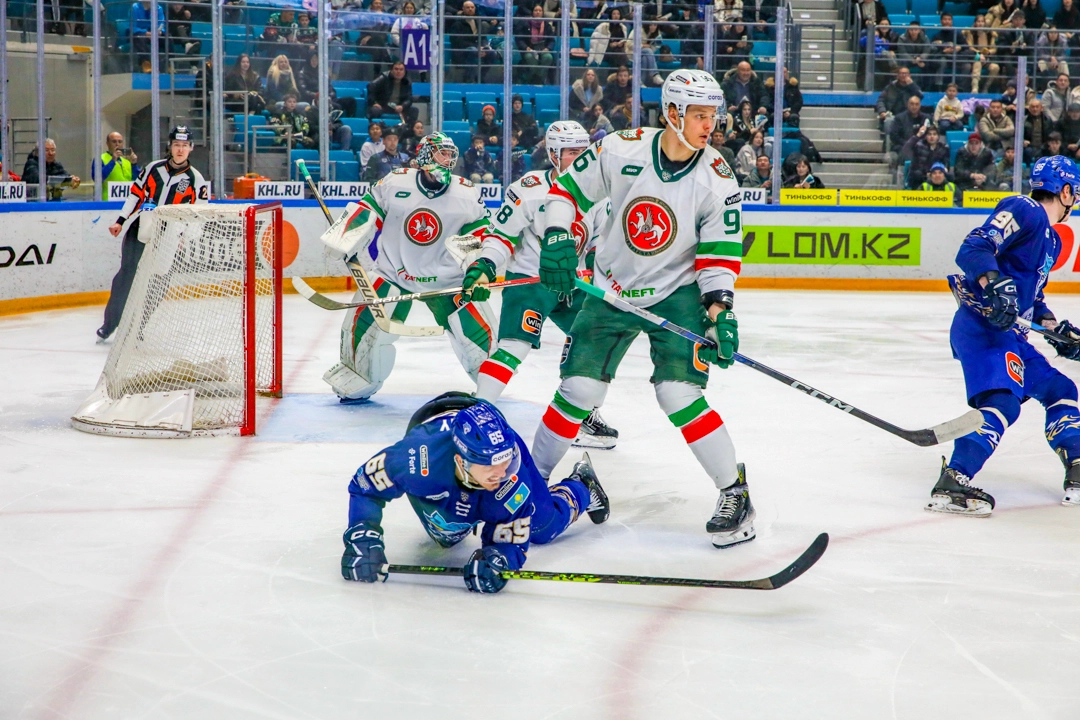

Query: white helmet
left=545, top=120, right=591, bottom=171
left=661, top=69, right=725, bottom=152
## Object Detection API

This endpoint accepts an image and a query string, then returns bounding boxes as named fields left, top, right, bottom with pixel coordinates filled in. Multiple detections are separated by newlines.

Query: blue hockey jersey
left=347, top=410, right=543, bottom=569
left=952, top=194, right=1060, bottom=328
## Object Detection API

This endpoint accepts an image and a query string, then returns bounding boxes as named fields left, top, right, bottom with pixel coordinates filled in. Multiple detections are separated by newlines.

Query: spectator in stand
left=22, top=138, right=80, bottom=200
left=358, top=0, right=393, bottom=72
left=601, top=65, right=633, bottom=116
left=303, top=92, right=353, bottom=151
left=265, top=55, right=299, bottom=108
left=963, top=14, right=999, bottom=92
left=511, top=94, right=540, bottom=149
left=978, top=98, right=1016, bottom=153
left=476, top=105, right=502, bottom=146
left=919, top=163, right=957, bottom=198
left=730, top=100, right=763, bottom=154
left=270, top=93, right=313, bottom=147
left=954, top=133, right=995, bottom=191
left=896, top=20, right=932, bottom=80
left=1055, top=0, right=1080, bottom=31
left=0, top=158, right=19, bottom=181
left=857, top=0, right=888, bottom=27
left=876, top=66, right=922, bottom=135
left=446, top=1, right=498, bottom=84
left=994, top=145, right=1029, bottom=190
left=742, top=153, right=773, bottom=190
left=366, top=61, right=418, bottom=127
left=1036, top=129, right=1064, bottom=160
left=93, top=132, right=140, bottom=201
left=400, top=120, right=426, bottom=158
left=268, top=6, right=298, bottom=36
left=1023, top=0, right=1047, bottom=27
left=364, top=127, right=410, bottom=181
left=782, top=154, right=824, bottom=188
left=1036, top=25, right=1069, bottom=83
left=904, top=124, right=950, bottom=188
left=763, top=67, right=803, bottom=127
left=994, top=10, right=1031, bottom=80
left=1059, top=103, right=1080, bottom=157
left=297, top=51, right=321, bottom=105
left=295, top=12, right=318, bottom=47
left=131, top=0, right=166, bottom=73
left=581, top=103, right=615, bottom=141
left=224, top=54, right=266, bottom=114
left=714, top=0, right=743, bottom=24
left=999, top=80, right=1020, bottom=117
left=585, top=8, right=626, bottom=70
left=988, top=0, right=1021, bottom=27
left=710, top=129, right=739, bottom=169
left=390, top=2, right=427, bottom=61
left=569, top=68, right=604, bottom=122
left=859, top=19, right=900, bottom=84
left=721, top=61, right=768, bottom=117
left=1043, top=73, right=1070, bottom=122
left=888, top=95, right=930, bottom=168
left=628, top=19, right=667, bottom=88
left=463, top=136, right=498, bottom=183
left=930, top=13, right=961, bottom=91
left=717, top=22, right=753, bottom=69
left=1024, top=98, right=1057, bottom=161
left=515, top=5, right=555, bottom=85
left=498, top=132, right=528, bottom=183
left=167, top=1, right=194, bottom=52
left=934, top=83, right=966, bottom=132
left=359, top=122, right=385, bottom=170
left=735, top=128, right=768, bottom=179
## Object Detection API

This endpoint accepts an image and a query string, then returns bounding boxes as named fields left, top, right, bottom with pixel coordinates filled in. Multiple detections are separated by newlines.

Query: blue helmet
left=451, top=401, right=518, bottom=469
left=1030, top=155, right=1080, bottom=196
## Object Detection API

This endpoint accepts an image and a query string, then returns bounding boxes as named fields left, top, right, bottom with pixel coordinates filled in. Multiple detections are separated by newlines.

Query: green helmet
left=416, top=132, right=459, bottom=185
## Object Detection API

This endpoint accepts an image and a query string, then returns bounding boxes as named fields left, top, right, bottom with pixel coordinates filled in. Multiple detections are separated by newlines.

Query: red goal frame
left=242, top=201, right=283, bottom=436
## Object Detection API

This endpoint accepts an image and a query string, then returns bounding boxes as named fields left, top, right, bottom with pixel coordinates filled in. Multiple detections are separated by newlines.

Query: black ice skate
left=95, top=325, right=112, bottom=343
left=569, top=451, right=609, bottom=524
left=925, top=459, right=995, bottom=517
left=573, top=409, right=618, bottom=450
left=1057, top=449, right=1080, bottom=506
left=708, top=463, right=756, bottom=549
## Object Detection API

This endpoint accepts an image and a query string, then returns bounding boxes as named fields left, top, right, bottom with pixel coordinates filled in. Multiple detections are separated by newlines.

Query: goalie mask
left=545, top=120, right=590, bottom=172
left=416, top=132, right=459, bottom=186
left=661, top=70, right=725, bottom=153
left=451, top=401, right=520, bottom=490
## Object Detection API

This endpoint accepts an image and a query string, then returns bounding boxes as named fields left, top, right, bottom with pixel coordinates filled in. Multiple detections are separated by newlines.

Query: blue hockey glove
left=1048, top=319, right=1080, bottom=360
left=703, top=310, right=739, bottom=369
left=463, top=546, right=510, bottom=594
left=539, top=227, right=577, bottom=295
left=462, top=257, right=497, bottom=303
left=341, top=521, right=388, bottom=582
left=982, top=275, right=1018, bottom=330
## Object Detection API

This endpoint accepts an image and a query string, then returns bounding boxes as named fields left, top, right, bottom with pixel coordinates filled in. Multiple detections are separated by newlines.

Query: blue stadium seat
left=534, top=93, right=560, bottom=112
left=946, top=130, right=968, bottom=145
left=640, top=87, right=662, bottom=103
left=467, top=100, right=489, bottom=122
left=882, top=0, right=908, bottom=14
left=781, top=138, right=801, bottom=159
left=471, top=91, right=499, bottom=106
left=191, top=22, right=211, bottom=35
left=949, top=138, right=965, bottom=164
left=910, top=0, right=938, bottom=16
left=443, top=99, right=465, bottom=122
left=442, top=120, right=472, bottom=133
left=329, top=150, right=356, bottom=164
left=333, top=161, right=360, bottom=182
left=446, top=130, right=472, bottom=151
left=342, top=117, right=369, bottom=136
left=891, top=13, right=915, bottom=25
left=538, top=108, right=559, bottom=126
left=919, top=14, right=942, bottom=26
left=952, top=15, right=976, bottom=26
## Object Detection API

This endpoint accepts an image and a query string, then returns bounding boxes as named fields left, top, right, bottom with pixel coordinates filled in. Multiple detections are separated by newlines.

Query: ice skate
left=1061, top=455, right=1080, bottom=506
left=925, top=459, right=994, bottom=517
left=708, top=463, right=756, bottom=548
left=573, top=409, right=618, bottom=450
left=95, top=326, right=112, bottom=343
left=569, top=451, right=609, bottom=524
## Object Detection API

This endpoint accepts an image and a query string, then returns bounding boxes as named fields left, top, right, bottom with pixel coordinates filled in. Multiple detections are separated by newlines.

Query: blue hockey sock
left=1044, top=384, right=1080, bottom=462
left=949, top=391, right=1020, bottom=478
left=531, top=479, right=591, bottom=544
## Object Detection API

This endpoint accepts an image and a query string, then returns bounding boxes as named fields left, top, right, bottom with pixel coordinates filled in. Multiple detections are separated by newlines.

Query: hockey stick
left=574, top=279, right=984, bottom=447
left=1015, top=316, right=1080, bottom=345
left=387, top=532, right=828, bottom=590
left=296, top=160, right=443, bottom=338
left=291, top=275, right=540, bottom=311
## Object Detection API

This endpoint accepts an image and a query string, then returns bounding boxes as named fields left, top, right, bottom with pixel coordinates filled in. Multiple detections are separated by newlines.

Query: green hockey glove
left=539, top=227, right=578, bottom=295
left=704, top=310, right=739, bottom=369
left=462, top=257, right=497, bottom=303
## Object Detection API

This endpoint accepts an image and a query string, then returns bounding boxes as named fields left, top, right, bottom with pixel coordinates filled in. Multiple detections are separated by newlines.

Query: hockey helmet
left=451, top=401, right=520, bottom=487
left=545, top=120, right=591, bottom=172
left=416, top=132, right=459, bottom=185
left=1031, top=155, right=1080, bottom=220
left=660, top=70, right=725, bottom=152
left=168, top=125, right=193, bottom=143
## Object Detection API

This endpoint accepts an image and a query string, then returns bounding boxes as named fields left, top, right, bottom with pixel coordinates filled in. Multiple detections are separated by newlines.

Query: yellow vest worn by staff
left=98, top=152, right=137, bottom=200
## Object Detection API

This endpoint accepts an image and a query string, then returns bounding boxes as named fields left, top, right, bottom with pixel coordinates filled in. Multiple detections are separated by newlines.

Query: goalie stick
left=295, top=159, right=443, bottom=338
left=387, top=532, right=828, bottom=590
left=291, top=275, right=540, bottom=311
left=574, top=279, right=984, bottom=447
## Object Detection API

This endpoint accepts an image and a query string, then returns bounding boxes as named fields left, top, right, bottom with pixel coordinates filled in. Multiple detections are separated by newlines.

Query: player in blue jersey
left=341, top=393, right=610, bottom=592
left=934, top=155, right=1080, bottom=516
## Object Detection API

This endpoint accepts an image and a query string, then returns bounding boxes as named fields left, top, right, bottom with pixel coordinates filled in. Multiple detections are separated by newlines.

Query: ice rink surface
left=2, top=289, right=1079, bottom=719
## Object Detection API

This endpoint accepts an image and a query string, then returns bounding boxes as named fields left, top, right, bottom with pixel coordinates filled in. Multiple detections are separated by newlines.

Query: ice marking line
left=935, top=620, right=1043, bottom=717
left=32, top=311, right=338, bottom=720
left=0, top=505, right=197, bottom=516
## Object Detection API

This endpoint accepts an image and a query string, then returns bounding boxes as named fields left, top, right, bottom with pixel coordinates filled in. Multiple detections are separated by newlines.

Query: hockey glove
left=702, top=310, right=739, bottom=369
left=1048, top=319, right=1080, bottom=360
left=462, top=257, right=497, bottom=303
left=982, top=275, right=1018, bottom=330
left=341, top=521, right=388, bottom=583
left=463, top=546, right=510, bottom=594
left=539, top=227, right=578, bottom=295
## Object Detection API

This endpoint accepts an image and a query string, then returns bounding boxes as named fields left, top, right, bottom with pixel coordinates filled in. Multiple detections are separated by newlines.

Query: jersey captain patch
left=404, top=209, right=443, bottom=245
left=622, top=197, right=678, bottom=256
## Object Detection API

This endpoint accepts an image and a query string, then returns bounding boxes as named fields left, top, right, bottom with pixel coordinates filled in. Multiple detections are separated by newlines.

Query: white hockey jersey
left=360, top=168, right=489, bottom=293
left=545, top=126, right=743, bottom=307
left=479, top=168, right=611, bottom=276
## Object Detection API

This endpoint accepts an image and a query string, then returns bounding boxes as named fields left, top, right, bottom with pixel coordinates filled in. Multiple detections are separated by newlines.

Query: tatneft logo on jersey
left=404, top=209, right=442, bottom=245
left=622, top=197, right=678, bottom=256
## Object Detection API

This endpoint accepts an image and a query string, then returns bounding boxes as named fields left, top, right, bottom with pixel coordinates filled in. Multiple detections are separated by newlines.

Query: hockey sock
left=475, top=340, right=532, bottom=402
left=532, top=376, right=607, bottom=478
left=1041, top=374, right=1080, bottom=460
left=654, top=381, right=738, bottom=489
left=948, top=390, right=1020, bottom=478
left=531, top=480, right=592, bottom=543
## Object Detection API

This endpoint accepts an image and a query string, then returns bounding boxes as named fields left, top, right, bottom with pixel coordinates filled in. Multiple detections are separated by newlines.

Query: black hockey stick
left=386, top=532, right=828, bottom=590
left=1015, top=316, right=1080, bottom=345
left=575, top=280, right=984, bottom=447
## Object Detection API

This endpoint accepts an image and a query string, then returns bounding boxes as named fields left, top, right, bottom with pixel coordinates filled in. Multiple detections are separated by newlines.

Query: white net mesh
left=77, top=204, right=280, bottom=436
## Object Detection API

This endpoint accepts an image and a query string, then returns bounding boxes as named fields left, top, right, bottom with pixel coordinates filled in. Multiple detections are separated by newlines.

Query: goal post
left=73, top=202, right=283, bottom=438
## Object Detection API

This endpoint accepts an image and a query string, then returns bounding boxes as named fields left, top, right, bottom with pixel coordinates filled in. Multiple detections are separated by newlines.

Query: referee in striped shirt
left=97, top=125, right=210, bottom=341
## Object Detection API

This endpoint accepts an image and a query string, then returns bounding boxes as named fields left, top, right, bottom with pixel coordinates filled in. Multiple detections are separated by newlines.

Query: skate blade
left=1062, top=488, right=1080, bottom=506
left=925, top=494, right=992, bottom=518
left=337, top=396, right=374, bottom=405
left=710, top=525, right=756, bottom=549
left=572, top=434, right=617, bottom=450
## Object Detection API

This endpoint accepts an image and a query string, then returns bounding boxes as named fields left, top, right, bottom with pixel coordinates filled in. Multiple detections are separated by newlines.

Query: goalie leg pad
left=445, top=300, right=497, bottom=381
left=655, top=381, right=738, bottom=489
left=532, top=376, right=608, bottom=478
left=326, top=282, right=405, bottom=401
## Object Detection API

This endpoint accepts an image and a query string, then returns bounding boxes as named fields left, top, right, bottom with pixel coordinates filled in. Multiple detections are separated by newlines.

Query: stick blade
left=900, top=408, right=985, bottom=447
left=761, top=532, right=829, bottom=590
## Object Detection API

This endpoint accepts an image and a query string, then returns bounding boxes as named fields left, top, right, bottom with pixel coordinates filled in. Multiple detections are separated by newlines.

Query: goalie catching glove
left=462, top=257, right=497, bottom=302
left=341, top=521, right=388, bottom=582
left=539, top=227, right=578, bottom=295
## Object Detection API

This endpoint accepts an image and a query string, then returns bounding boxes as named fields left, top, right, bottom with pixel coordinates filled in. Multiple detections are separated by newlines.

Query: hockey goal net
left=73, top=202, right=283, bottom=437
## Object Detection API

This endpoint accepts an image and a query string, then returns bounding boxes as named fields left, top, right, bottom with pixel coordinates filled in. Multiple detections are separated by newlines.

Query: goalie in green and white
left=320, top=132, right=496, bottom=402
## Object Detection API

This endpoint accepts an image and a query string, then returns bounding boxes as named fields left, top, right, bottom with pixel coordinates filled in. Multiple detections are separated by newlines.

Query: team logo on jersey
left=520, top=175, right=541, bottom=188
left=623, top=197, right=678, bottom=256
left=503, top=482, right=531, bottom=513
left=405, top=209, right=442, bottom=246
left=710, top=157, right=735, bottom=180
left=560, top=335, right=573, bottom=364
left=571, top=219, right=589, bottom=254
left=522, top=309, right=543, bottom=335
left=1006, top=351, right=1025, bottom=385
left=175, top=177, right=190, bottom=194
left=616, top=128, right=645, bottom=141
left=692, top=343, right=709, bottom=373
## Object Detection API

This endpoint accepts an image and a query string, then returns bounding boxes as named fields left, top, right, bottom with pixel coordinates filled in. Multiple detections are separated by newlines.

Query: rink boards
left=6, top=200, right=1080, bottom=313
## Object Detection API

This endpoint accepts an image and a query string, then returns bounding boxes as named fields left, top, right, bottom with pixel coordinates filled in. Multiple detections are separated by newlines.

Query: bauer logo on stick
left=405, top=209, right=442, bottom=245
left=623, top=197, right=678, bottom=256
left=1006, top=351, right=1025, bottom=385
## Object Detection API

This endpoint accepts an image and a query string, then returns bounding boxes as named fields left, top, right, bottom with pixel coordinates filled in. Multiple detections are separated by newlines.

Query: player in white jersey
left=530, top=70, right=753, bottom=548
left=321, top=132, right=496, bottom=402
left=461, top=120, right=619, bottom=449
